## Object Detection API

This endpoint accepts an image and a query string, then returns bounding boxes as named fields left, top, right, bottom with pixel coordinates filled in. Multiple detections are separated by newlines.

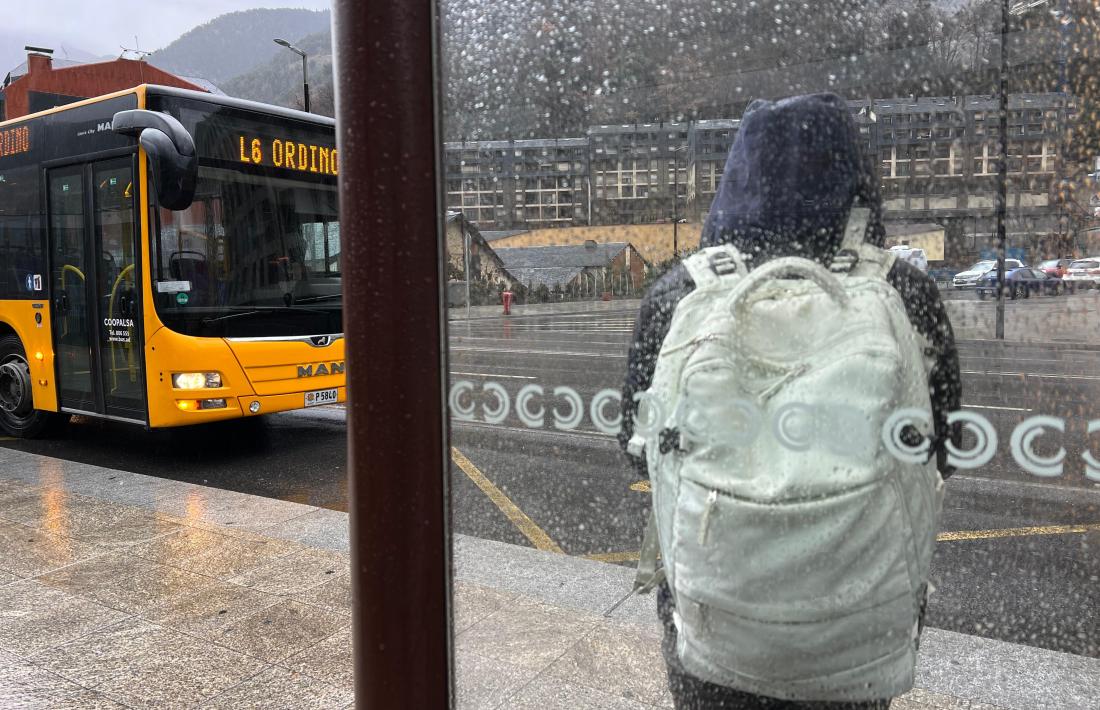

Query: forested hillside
left=190, top=0, right=1094, bottom=159
left=222, top=30, right=335, bottom=117
left=149, top=8, right=330, bottom=85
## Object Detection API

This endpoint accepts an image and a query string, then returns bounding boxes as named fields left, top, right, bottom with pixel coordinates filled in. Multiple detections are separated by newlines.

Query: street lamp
left=274, top=38, right=310, bottom=113
left=670, top=144, right=688, bottom=259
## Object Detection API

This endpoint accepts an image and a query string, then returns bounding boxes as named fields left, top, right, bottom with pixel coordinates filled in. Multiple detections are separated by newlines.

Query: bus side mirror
left=112, top=110, right=197, bottom=210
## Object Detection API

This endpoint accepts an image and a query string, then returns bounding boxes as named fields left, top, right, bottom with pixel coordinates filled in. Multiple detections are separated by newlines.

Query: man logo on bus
left=298, top=362, right=346, bottom=378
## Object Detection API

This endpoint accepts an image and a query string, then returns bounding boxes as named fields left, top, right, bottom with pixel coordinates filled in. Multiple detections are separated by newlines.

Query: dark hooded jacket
left=619, top=92, right=961, bottom=477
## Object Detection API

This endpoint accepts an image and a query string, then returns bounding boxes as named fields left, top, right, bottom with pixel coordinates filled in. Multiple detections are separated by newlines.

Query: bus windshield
left=153, top=166, right=341, bottom=337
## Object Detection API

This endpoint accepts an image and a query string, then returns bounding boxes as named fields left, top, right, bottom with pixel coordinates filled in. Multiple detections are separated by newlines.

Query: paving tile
left=283, top=627, right=353, bottom=691
left=230, top=547, right=349, bottom=596
left=36, top=617, right=266, bottom=709
left=0, top=569, right=20, bottom=587
left=546, top=619, right=672, bottom=707
left=155, top=488, right=318, bottom=532
left=37, top=550, right=218, bottom=614
left=454, top=580, right=518, bottom=633
left=199, top=666, right=354, bottom=709
left=211, top=599, right=349, bottom=663
left=0, top=579, right=130, bottom=656
left=292, top=572, right=351, bottom=615
left=892, top=688, right=1010, bottom=709
left=129, top=525, right=302, bottom=579
left=456, top=599, right=600, bottom=671
left=607, top=587, right=660, bottom=627
left=141, top=579, right=281, bottom=638
left=2, top=491, right=183, bottom=547
left=455, top=650, right=541, bottom=710
left=0, top=478, right=44, bottom=508
left=49, top=466, right=203, bottom=508
left=454, top=533, right=639, bottom=616
left=0, top=451, right=77, bottom=489
left=0, top=650, right=126, bottom=709
left=505, top=675, right=657, bottom=709
left=0, top=488, right=102, bottom=528
left=0, top=518, right=106, bottom=577
left=259, top=508, right=350, bottom=552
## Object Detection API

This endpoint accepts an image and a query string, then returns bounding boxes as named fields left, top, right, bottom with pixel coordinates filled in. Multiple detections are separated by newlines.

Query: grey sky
left=2, top=2, right=331, bottom=74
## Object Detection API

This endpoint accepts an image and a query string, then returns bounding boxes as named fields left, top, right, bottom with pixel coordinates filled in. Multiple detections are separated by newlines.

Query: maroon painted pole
left=332, top=1, right=453, bottom=707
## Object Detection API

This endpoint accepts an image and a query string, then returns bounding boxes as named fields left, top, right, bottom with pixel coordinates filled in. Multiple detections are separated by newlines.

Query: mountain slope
left=221, top=30, right=335, bottom=116
left=149, top=8, right=330, bottom=85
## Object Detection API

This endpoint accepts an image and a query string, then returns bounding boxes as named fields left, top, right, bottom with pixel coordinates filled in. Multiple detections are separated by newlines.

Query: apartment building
left=443, top=92, right=1085, bottom=266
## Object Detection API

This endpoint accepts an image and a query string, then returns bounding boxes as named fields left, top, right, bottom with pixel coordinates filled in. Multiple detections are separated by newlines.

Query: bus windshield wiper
left=200, top=306, right=330, bottom=326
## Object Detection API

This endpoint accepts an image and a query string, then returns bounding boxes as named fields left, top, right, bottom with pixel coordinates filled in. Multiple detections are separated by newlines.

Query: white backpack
left=629, top=210, right=944, bottom=702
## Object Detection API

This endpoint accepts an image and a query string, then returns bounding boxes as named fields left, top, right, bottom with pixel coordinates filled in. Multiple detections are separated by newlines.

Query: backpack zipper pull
left=698, top=489, right=719, bottom=545
left=756, top=363, right=810, bottom=404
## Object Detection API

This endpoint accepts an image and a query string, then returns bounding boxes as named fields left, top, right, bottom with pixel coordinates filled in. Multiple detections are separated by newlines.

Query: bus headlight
left=172, top=372, right=222, bottom=389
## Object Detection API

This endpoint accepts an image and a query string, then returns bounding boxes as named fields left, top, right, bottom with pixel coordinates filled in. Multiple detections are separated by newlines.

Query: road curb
left=956, top=337, right=1100, bottom=352
left=448, top=302, right=642, bottom=322
left=949, top=473, right=1100, bottom=504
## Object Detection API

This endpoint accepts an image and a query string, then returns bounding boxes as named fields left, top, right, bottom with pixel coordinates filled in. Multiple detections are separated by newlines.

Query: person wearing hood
left=618, top=93, right=961, bottom=709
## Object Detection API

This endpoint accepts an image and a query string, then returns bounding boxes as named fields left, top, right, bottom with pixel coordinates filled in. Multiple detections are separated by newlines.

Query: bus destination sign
left=237, top=134, right=338, bottom=177
left=0, top=126, right=31, bottom=159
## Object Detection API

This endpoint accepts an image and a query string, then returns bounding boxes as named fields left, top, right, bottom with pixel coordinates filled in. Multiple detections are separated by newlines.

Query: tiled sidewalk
left=1, top=448, right=1097, bottom=709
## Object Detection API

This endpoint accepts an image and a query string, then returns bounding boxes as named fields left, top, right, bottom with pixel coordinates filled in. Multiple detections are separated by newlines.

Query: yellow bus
left=0, top=85, right=344, bottom=437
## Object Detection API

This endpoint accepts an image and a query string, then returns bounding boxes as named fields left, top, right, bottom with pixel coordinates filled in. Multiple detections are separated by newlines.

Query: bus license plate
left=305, top=388, right=339, bottom=407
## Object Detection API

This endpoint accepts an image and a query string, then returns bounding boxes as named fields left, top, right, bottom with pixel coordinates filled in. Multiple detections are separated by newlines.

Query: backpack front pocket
left=670, top=476, right=918, bottom=683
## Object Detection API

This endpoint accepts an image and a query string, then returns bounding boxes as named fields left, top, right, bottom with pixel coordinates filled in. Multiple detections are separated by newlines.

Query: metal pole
left=464, top=230, right=471, bottom=321
left=995, top=0, right=1009, bottom=340
left=672, top=149, right=679, bottom=258
left=302, top=52, right=311, bottom=113
left=332, top=0, right=452, bottom=707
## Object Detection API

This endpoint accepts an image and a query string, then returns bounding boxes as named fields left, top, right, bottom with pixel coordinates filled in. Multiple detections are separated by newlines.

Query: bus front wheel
left=0, top=335, right=66, bottom=438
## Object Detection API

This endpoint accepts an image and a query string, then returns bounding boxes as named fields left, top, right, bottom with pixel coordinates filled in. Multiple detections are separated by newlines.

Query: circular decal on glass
left=175, top=292, right=190, bottom=305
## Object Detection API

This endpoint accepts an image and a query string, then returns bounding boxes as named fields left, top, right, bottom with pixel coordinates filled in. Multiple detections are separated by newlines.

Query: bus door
left=47, top=156, right=145, bottom=422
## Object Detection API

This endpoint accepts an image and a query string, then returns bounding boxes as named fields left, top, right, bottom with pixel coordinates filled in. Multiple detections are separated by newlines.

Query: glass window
left=154, top=166, right=340, bottom=338
left=432, top=0, right=1100, bottom=684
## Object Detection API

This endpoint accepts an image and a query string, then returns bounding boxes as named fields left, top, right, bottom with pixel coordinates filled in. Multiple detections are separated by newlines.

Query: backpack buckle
left=709, top=251, right=740, bottom=277
left=829, top=249, right=859, bottom=273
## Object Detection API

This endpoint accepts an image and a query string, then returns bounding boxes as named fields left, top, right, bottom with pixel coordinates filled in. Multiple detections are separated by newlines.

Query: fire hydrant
left=502, top=290, right=514, bottom=315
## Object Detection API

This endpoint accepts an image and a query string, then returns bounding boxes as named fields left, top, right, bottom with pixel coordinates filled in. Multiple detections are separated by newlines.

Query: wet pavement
left=2, top=446, right=1097, bottom=709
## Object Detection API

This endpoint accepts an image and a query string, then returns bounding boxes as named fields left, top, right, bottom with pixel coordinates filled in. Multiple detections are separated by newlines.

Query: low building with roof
left=1, top=47, right=216, bottom=121
left=485, top=223, right=700, bottom=266
left=494, top=240, right=647, bottom=299
left=445, top=212, right=522, bottom=305
left=885, top=222, right=946, bottom=262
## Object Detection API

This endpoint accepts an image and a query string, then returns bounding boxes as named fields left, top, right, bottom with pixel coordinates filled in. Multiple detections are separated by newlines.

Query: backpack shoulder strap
left=828, top=205, right=897, bottom=280
left=683, top=245, right=746, bottom=290
left=851, top=244, right=896, bottom=279
left=829, top=207, right=870, bottom=274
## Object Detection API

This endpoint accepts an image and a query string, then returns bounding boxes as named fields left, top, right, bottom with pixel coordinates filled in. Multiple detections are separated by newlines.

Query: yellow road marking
left=629, top=480, right=651, bottom=493
left=0, top=437, right=15, bottom=442
left=451, top=446, right=564, bottom=554
left=581, top=522, right=1100, bottom=563
left=584, top=551, right=642, bottom=563
left=936, top=523, right=1100, bottom=541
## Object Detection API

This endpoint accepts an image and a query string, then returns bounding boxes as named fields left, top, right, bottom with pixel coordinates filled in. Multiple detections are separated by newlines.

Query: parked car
left=976, top=267, right=1063, bottom=299
left=889, top=245, right=928, bottom=272
left=1038, top=258, right=1074, bottom=278
left=953, top=258, right=1025, bottom=288
left=928, top=266, right=958, bottom=285
left=1061, top=258, right=1100, bottom=290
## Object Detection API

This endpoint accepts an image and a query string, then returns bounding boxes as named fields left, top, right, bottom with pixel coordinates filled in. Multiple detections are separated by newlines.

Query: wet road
left=3, top=296, right=1100, bottom=658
